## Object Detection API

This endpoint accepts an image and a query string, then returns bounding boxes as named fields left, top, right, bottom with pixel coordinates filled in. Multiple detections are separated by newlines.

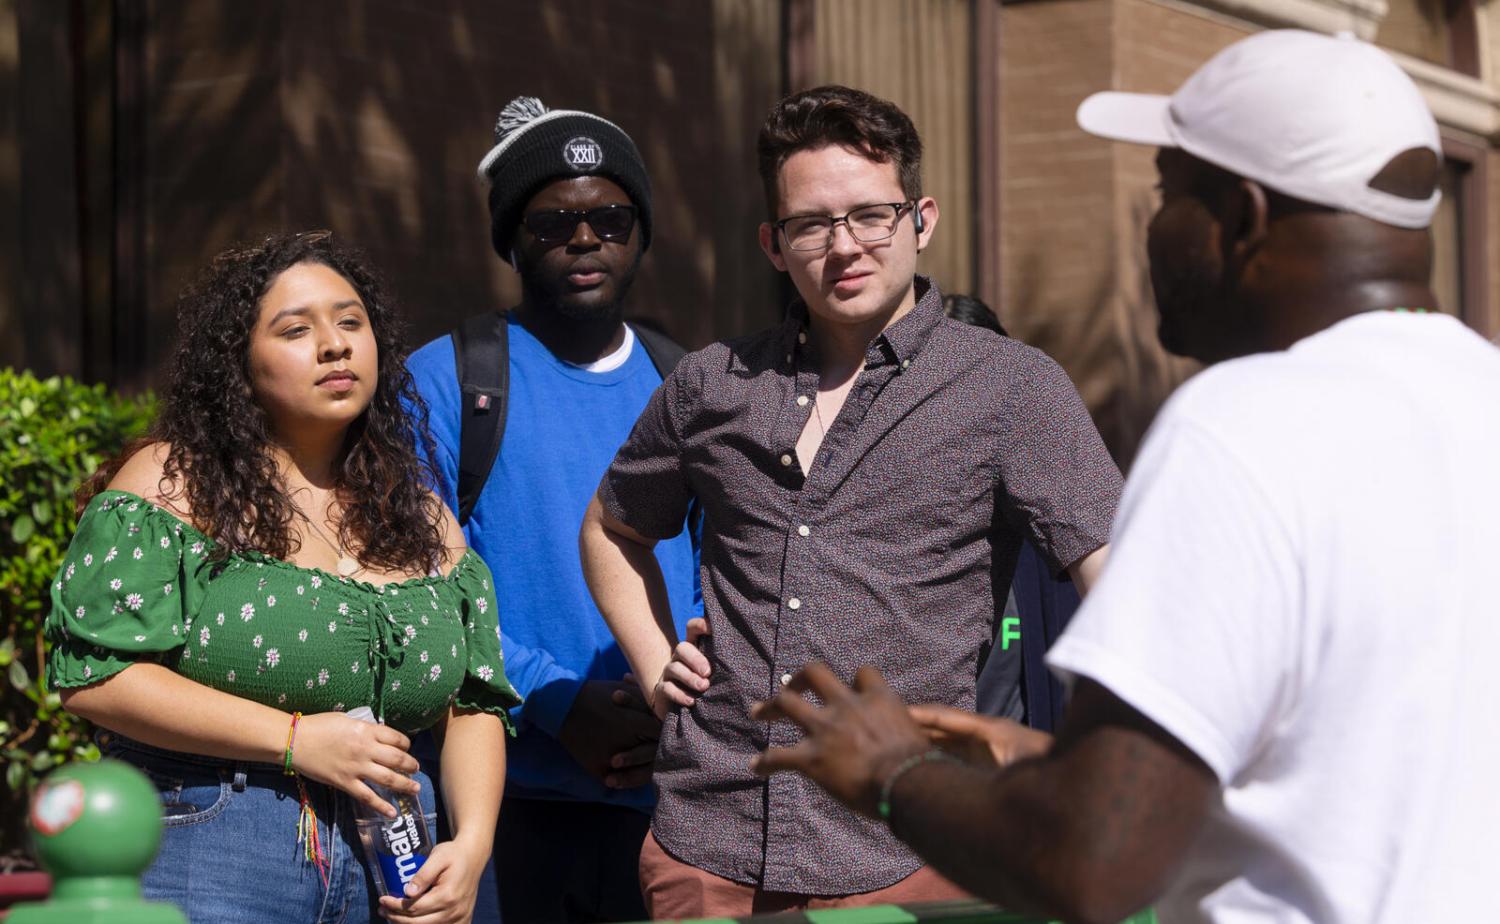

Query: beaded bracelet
left=876, top=749, right=959, bottom=823
left=283, top=711, right=303, bottom=776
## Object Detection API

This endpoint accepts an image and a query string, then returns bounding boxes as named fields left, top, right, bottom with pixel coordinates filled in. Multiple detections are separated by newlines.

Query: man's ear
left=914, top=197, right=939, bottom=253
left=1227, top=179, right=1269, bottom=271
left=759, top=223, right=788, bottom=272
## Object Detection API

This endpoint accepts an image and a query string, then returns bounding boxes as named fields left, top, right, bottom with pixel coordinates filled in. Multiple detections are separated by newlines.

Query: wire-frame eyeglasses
left=774, top=202, right=915, bottom=252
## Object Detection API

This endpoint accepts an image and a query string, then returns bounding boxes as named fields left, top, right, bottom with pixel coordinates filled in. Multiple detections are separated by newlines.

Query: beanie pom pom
left=495, top=96, right=550, bottom=142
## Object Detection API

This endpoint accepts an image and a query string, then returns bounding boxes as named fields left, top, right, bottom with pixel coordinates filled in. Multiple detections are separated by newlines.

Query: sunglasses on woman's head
left=522, top=205, right=638, bottom=244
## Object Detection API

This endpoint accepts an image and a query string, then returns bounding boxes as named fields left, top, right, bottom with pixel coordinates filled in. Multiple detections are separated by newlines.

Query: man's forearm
left=1067, top=543, right=1110, bottom=596
left=885, top=757, right=1085, bottom=916
left=888, top=718, right=1204, bottom=924
left=580, top=496, right=678, bottom=702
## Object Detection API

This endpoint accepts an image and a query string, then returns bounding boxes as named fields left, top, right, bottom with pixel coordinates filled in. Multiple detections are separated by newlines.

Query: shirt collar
left=781, top=275, right=945, bottom=369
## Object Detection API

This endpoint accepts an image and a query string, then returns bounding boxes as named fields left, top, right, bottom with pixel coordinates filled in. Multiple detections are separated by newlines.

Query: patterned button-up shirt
left=598, top=277, right=1122, bottom=894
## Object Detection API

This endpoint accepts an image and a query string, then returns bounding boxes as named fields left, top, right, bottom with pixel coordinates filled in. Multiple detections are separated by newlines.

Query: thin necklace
left=299, top=508, right=364, bottom=578
left=813, top=394, right=829, bottom=439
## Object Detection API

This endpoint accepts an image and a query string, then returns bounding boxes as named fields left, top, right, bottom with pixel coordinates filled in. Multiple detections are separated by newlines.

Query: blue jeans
left=102, top=732, right=438, bottom=924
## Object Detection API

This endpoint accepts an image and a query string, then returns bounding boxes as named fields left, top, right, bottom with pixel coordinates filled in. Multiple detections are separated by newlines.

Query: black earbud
left=913, top=205, right=925, bottom=235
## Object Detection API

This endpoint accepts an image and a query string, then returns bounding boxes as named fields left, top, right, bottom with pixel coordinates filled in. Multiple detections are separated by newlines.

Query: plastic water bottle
left=347, top=707, right=433, bottom=897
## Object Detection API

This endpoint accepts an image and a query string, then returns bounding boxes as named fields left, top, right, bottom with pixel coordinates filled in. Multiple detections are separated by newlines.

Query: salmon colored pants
left=639, top=830, right=970, bottom=920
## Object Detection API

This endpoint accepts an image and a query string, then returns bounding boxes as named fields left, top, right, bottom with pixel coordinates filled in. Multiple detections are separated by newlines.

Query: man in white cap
left=743, top=29, right=1500, bottom=923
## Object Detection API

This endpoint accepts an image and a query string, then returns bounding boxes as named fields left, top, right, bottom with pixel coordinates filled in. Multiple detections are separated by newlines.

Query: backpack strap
left=628, top=322, right=688, bottom=379
left=450, top=317, right=687, bottom=529
left=451, top=311, right=510, bottom=527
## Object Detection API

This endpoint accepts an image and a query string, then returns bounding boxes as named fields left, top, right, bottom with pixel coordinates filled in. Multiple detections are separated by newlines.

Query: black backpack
left=449, top=311, right=687, bottom=526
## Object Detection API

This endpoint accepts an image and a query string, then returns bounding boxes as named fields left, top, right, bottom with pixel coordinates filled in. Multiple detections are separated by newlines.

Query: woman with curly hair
left=45, top=231, right=519, bottom=924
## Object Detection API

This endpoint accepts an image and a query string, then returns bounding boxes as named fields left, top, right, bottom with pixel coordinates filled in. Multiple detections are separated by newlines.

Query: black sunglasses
left=522, top=205, right=638, bottom=244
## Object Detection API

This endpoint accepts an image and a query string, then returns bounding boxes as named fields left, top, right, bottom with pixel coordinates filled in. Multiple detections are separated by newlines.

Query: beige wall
left=809, top=0, right=976, bottom=300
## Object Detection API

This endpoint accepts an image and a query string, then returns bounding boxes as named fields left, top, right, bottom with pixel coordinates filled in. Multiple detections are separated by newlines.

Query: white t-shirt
left=1048, top=311, right=1500, bottom=923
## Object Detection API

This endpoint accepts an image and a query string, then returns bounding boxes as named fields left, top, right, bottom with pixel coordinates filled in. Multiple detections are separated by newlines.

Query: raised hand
left=909, top=704, right=1052, bottom=769
left=750, top=663, right=931, bottom=818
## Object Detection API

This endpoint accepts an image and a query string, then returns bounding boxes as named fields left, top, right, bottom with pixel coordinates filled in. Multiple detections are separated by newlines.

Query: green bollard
left=8, top=758, right=188, bottom=924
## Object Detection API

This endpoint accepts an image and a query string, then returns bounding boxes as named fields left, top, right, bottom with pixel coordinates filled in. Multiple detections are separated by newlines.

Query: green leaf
left=30, top=751, right=55, bottom=773
left=10, top=513, right=34, bottom=543
left=8, top=659, right=30, bottom=691
left=31, top=500, right=52, bottom=524
left=5, top=761, right=24, bottom=792
left=18, top=397, right=36, bottom=417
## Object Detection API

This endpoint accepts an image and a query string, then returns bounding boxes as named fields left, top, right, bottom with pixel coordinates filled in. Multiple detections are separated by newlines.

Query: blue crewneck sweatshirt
left=408, top=317, right=701, bottom=809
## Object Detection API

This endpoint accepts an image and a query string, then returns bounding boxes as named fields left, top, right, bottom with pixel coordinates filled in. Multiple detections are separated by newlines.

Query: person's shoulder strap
left=450, top=310, right=510, bottom=527
left=627, top=321, right=688, bottom=379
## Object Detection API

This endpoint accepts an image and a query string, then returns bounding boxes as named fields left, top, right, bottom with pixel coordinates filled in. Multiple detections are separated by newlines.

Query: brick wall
left=998, top=0, right=1225, bottom=467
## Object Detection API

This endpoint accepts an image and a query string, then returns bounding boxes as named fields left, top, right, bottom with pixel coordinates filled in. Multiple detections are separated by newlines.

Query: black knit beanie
left=479, top=96, right=653, bottom=257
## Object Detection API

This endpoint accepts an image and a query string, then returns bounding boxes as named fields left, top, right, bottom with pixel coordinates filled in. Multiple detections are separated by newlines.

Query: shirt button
left=797, top=524, right=810, bottom=537
left=901, top=358, right=911, bottom=370
left=796, top=395, right=809, bottom=407
left=780, top=672, right=794, bottom=686
left=787, top=597, right=801, bottom=610
left=798, top=332, right=807, bottom=344
left=780, top=454, right=793, bottom=467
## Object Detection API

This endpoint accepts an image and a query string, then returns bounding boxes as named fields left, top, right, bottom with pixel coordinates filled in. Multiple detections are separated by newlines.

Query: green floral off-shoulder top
left=45, top=491, right=521, bottom=734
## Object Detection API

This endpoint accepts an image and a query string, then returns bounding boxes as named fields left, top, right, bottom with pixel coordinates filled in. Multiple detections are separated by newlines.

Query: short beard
left=520, top=250, right=643, bottom=324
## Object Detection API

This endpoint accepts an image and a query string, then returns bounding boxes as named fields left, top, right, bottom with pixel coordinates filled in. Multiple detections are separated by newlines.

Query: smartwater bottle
left=347, top=707, right=433, bottom=897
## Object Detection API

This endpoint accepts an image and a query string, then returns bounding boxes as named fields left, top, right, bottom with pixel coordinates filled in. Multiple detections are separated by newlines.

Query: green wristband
left=876, top=749, right=957, bottom=823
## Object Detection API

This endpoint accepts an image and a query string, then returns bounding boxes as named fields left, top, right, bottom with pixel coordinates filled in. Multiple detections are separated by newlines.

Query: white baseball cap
left=1077, top=29, right=1441, bottom=228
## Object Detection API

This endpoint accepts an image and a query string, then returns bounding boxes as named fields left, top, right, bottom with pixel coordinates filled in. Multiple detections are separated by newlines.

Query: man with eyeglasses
left=579, top=85, right=1121, bottom=918
left=407, top=96, right=701, bottom=924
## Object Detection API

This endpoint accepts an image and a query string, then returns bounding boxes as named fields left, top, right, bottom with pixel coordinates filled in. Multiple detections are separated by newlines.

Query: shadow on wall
left=1006, top=191, right=1198, bottom=472
left=140, top=0, right=779, bottom=387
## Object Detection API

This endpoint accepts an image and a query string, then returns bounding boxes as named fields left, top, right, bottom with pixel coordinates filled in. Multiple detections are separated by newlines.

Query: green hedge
left=0, top=369, right=154, bottom=855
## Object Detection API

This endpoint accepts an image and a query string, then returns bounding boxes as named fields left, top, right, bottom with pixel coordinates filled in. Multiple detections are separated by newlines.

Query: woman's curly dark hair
left=84, top=231, right=446, bottom=574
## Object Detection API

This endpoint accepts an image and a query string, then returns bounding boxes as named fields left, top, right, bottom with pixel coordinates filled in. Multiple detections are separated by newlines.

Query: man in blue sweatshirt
left=408, top=97, right=700, bottom=924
